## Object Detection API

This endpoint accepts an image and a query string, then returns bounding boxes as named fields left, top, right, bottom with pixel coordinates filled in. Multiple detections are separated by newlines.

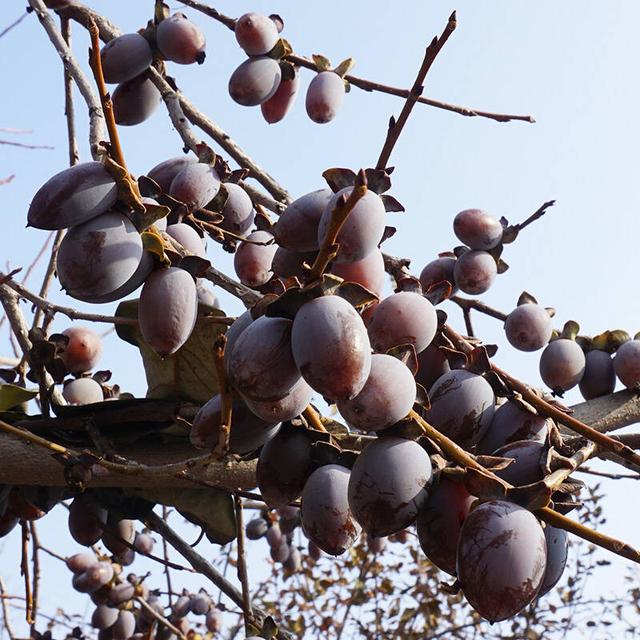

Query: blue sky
left=1, top=1, right=640, bottom=637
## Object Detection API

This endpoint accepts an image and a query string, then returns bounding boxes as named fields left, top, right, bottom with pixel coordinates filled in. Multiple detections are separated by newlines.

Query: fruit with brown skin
left=262, top=72, right=300, bottom=123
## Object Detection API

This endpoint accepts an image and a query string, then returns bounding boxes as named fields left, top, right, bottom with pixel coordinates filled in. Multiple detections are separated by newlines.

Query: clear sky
left=1, top=1, right=640, bottom=638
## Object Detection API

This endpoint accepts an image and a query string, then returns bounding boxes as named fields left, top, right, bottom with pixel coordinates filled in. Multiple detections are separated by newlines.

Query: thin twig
left=576, top=467, right=640, bottom=481
left=234, top=495, right=253, bottom=633
left=513, top=199, right=556, bottom=232
left=27, top=0, right=105, bottom=158
left=0, top=577, right=16, bottom=640
left=306, top=172, right=368, bottom=282
left=145, top=511, right=296, bottom=640
left=0, top=11, right=29, bottom=40
left=450, top=296, right=508, bottom=322
left=213, top=335, right=232, bottom=459
left=162, top=506, right=174, bottom=609
left=376, top=11, right=457, bottom=169
left=20, top=522, right=33, bottom=625
left=29, top=522, right=41, bottom=638
left=136, top=596, right=187, bottom=640
left=0, top=140, right=53, bottom=150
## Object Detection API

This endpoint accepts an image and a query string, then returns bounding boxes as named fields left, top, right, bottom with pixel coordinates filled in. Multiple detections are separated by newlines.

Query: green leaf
left=114, top=299, right=226, bottom=404
left=0, top=384, right=38, bottom=411
left=125, top=487, right=236, bottom=545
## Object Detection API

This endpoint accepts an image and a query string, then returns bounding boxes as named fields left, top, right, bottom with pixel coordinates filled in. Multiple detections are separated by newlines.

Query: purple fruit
left=147, top=156, right=197, bottom=193
left=419, top=256, right=457, bottom=296
left=102, top=518, right=135, bottom=556
left=257, top=426, right=315, bottom=507
left=367, top=291, right=437, bottom=354
left=331, top=249, right=386, bottom=298
left=453, top=250, right=497, bottom=295
left=228, top=57, right=282, bottom=107
left=291, top=295, right=372, bottom=401
left=190, top=394, right=280, bottom=454
left=580, top=349, right=616, bottom=399
left=245, top=517, right=268, bottom=540
left=416, top=476, right=474, bottom=576
left=348, top=436, right=432, bottom=537
left=56, top=211, right=148, bottom=303
left=113, top=74, right=161, bottom=126
left=614, top=339, right=640, bottom=389
left=223, top=310, right=253, bottom=374
left=244, top=376, right=313, bottom=422
left=306, top=71, right=345, bottom=124
left=426, top=369, right=495, bottom=448
left=205, top=607, right=222, bottom=632
left=317, top=188, right=386, bottom=264
left=274, top=188, right=333, bottom=252
left=139, top=267, right=198, bottom=357
left=504, top=303, right=553, bottom=352
left=62, top=378, right=104, bottom=405
left=166, top=223, right=207, bottom=258
left=337, top=353, right=416, bottom=431
left=301, top=464, right=361, bottom=556
left=262, top=72, right=299, bottom=124
left=228, top=315, right=300, bottom=401
left=101, top=34, right=153, bottom=84
left=170, top=163, right=220, bottom=211
left=68, top=495, right=107, bottom=546
left=457, top=500, right=547, bottom=622
left=28, top=162, right=118, bottom=231
left=66, top=553, right=98, bottom=574
left=539, top=339, right=585, bottom=393
left=156, top=13, right=206, bottom=65
left=235, top=13, right=279, bottom=56
left=477, top=400, right=548, bottom=455
left=271, top=247, right=317, bottom=281
left=415, top=345, right=450, bottom=392
left=233, top=230, right=277, bottom=287
left=493, top=439, right=547, bottom=486
left=91, top=605, right=119, bottom=630
left=112, top=609, right=136, bottom=640
left=107, top=582, right=135, bottom=606
left=539, top=525, right=568, bottom=596
left=219, top=183, right=254, bottom=236
left=453, top=209, right=503, bottom=250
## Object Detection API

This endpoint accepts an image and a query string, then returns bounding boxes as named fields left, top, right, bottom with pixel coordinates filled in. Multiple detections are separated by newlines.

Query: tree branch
left=27, top=0, right=105, bottom=159
left=376, top=11, right=457, bottom=170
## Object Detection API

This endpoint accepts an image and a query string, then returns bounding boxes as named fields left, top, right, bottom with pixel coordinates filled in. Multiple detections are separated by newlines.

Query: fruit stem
left=212, top=335, right=232, bottom=460
left=87, top=20, right=127, bottom=171
left=544, top=441, right=598, bottom=492
left=306, top=171, right=368, bottom=283
left=303, top=405, right=328, bottom=433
